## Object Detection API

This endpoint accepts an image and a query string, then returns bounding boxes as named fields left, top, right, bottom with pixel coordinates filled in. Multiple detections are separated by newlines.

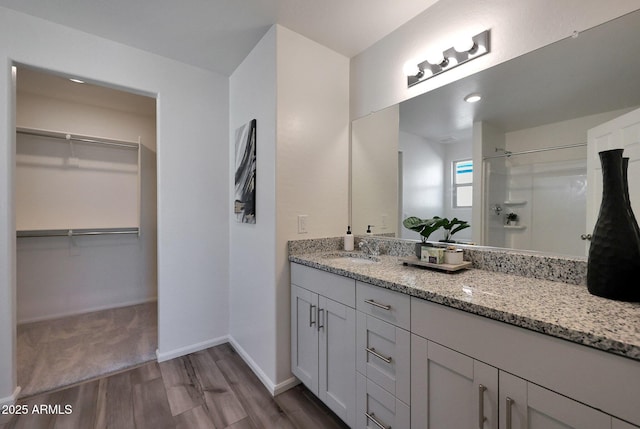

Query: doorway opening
left=14, top=65, right=158, bottom=397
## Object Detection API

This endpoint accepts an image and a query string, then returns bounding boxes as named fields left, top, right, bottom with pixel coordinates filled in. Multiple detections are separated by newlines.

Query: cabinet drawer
left=356, top=281, right=410, bottom=330
left=291, top=263, right=355, bottom=307
left=357, top=312, right=410, bottom=405
left=357, top=372, right=409, bottom=429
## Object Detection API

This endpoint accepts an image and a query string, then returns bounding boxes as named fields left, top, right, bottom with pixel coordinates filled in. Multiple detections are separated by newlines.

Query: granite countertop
left=289, top=251, right=640, bottom=361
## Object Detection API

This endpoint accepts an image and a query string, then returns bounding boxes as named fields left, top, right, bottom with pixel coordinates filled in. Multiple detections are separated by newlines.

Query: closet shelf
left=17, top=227, right=140, bottom=238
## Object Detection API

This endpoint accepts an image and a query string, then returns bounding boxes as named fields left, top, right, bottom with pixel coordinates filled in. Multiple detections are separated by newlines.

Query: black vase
left=587, top=149, right=640, bottom=301
left=623, top=157, right=640, bottom=243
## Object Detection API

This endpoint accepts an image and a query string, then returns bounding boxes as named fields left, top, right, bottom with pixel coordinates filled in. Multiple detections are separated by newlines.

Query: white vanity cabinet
left=412, top=297, right=640, bottom=429
left=499, top=371, right=612, bottom=429
left=356, top=281, right=411, bottom=428
left=614, top=420, right=640, bottom=429
left=356, top=281, right=410, bottom=330
left=290, top=263, right=356, bottom=427
left=357, top=372, right=410, bottom=429
left=290, top=260, right=640, bottom=429
left=411, top=335, right=498, bottom=429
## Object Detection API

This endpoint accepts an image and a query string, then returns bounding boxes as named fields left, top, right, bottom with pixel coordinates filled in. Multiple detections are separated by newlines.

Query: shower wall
left=481, top=109, right=634, bottom=257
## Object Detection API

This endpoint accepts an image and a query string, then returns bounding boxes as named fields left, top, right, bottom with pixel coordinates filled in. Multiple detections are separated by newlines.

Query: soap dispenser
left=344, top=226, right=354, bottom=251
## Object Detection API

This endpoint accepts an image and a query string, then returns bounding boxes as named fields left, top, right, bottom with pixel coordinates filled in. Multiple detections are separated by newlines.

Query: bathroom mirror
left=351, top=9, right=640, bottom=257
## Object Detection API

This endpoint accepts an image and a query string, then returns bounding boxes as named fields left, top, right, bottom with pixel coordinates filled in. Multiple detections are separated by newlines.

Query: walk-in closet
left=14, top=66, right=157, bottom=397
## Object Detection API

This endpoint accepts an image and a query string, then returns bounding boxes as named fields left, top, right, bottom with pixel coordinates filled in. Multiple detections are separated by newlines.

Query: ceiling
left=0, top=0, right=439, bottom=76
left=16, top=66, right=157, bottom=116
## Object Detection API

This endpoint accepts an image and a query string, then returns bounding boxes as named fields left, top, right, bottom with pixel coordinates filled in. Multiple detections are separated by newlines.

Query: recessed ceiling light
left=464, top=93, right=482, bottom=103
left=69, top=78, right=85, bottom=84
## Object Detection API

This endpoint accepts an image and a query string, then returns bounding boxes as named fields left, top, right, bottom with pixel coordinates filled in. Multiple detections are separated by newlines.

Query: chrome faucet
left=359, top=239, right=380, bottom=257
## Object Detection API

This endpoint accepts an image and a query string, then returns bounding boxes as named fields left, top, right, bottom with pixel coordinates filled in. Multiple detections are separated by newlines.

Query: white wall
left=474, top=120, right=506, bottom=245
left=275, top=26, right=349, bottom=386
left=229, top=24, right=349, bottom=394
left=398, top=131, right=443, bottom=240
left=350, top=0, right=640, bottom=120
left=352, top=105, right=399, bottom=236
left=15, top=90, right=157, bottom=323
left=504, top=109, right=634, bottom=166
left=397, top=133, right=473, bottom=242
left=443, top=140, right=473, bottom=242
left=229, top=25, right=278, bottom=393
left=0, top=7, right=229, bottom=405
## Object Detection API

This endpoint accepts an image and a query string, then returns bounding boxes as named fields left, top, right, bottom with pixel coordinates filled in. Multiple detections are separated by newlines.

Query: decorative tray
left=399, top=256, right=472, bottom=272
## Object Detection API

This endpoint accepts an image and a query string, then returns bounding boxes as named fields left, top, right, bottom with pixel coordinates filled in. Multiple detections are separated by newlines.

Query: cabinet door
left=500, top=371, right=612, bottom=429
left=291, top=285, right=319, bottom=394
left=356, top=311, right=410, bottom=404
left=411, top=335, right=498, bottom=429
left=318, top=296, right=356, bottom=428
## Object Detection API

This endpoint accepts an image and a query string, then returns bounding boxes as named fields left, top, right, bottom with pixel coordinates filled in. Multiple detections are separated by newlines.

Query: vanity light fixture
left=69, top=78, right=85, bottom=84
left=405, top=30, right=490, bottom=88
left=464, top=93, right=482, bottom=103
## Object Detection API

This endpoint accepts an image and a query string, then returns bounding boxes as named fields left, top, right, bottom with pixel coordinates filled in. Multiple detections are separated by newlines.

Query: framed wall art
left=234, top=119, right=256, bottom=224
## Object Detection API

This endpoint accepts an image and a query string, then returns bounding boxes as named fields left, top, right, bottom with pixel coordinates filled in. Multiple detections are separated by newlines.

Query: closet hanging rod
left=17, top=227, right=140, bottom=238
left=483, top=142, right=587, bottom=160
left=16, top=127, right=139, bottom=150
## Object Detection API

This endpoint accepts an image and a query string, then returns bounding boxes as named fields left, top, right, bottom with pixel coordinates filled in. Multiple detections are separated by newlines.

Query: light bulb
left=403, top=61, right=420, bottom=76
left=426, top=51, right=445, bottom=66
left=454, top=37, right=475, bottom=53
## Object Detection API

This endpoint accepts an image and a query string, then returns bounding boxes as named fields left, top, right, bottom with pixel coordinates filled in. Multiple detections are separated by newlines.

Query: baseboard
left=227, top=336, right=299, bottom=397
left=18, top=297, right=158, bottom=325
left=156, top=335, right=229, bottom=362
left=0, top=386, right=22, bottom=423
left=273, top=376, right=300, bottom=396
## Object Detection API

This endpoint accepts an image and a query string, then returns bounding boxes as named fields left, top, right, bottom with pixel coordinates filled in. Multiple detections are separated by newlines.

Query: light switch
left=381, top=214, right=388, bottom=229
left=298, top=215, right=308, bottom=234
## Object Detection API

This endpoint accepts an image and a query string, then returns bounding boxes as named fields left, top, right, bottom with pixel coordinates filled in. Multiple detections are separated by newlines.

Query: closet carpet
left=17, top=302, right=157, bottom=398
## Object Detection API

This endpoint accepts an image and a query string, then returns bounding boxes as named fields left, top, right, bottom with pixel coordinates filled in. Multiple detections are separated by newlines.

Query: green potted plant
left=506, top=212, right=518, bottom=226
left=402, top=216, right=447, bottom=257
left=439, top=217, right=470, bottom=242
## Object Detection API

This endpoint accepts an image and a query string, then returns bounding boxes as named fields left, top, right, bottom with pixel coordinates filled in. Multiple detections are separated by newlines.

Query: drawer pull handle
left=506, top=397, right=514, bottom=429
left=309, top=304, right=316, bottom=327
left=317, top=308, right=324, bottom=331
left=365, top=412, right=391, bottom=429
left=364, top=299, right=391, bottom=311
left=366, top=347, right=392, bottom=364
left=478, top=384, right=487, bottom=428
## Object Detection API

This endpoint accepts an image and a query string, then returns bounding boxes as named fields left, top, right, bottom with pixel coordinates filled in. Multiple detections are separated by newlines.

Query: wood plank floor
left=1, top=343, right=349, bottom=429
